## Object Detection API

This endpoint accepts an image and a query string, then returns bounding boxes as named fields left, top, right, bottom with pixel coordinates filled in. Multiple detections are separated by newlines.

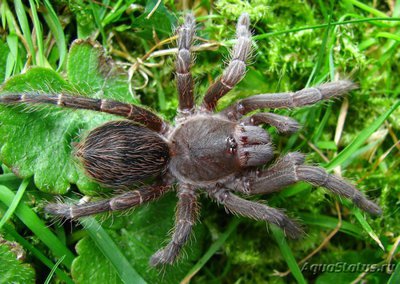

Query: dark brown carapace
left=0, top=13, right=381, bottom=266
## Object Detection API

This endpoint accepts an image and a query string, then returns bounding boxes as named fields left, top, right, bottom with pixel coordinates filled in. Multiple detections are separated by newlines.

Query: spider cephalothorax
left=0, top=13, right=381, bottom=266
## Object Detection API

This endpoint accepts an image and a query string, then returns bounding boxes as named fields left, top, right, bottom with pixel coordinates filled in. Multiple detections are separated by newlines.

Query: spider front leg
left=209, top=189, right=303, bottom=238
left=234, top=153, right=382, bottom=215
left=176, top=14, right=196, bottom=113
left=45, top=184, right=170, bottom=219
left=0, top=93, right=168, bottom=133
left=240, top=113, right=300, bottom=134
left=223, top=80, right=357, bottom=120
left=150, top=184, right=198, bottom=266
left=202, top=13, right=252, bottom=111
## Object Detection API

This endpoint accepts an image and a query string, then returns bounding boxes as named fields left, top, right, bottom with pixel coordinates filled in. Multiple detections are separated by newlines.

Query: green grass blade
left=311, top=104, right=333, bottom=143
left=353, top=209, right=384, bottom=250
left=3, top=2, right=21, bottom=76
left=271, top=225, right=307, bottom=284
left=181, top=218, right=240, bottom=283
left=14, top=0, right=36, bottom=64
left=0, top=173, right=20, bottom=183
left=375, top=32, right=400, bottom=42
left=2, top=223, right=74, bottom=284
left=325, top=100, right=400, bottom=170
left=395, top=1, right=400, bottom=17
left=44, top=255, right=65, bottom=284
left=0, top=178, right=29, bottom=229
left=5, top=33, right=19, bottom=77
left=345, top=0, right=388, bottom=18
left=80, top=218, right=146, bottom=284
left=103, top=0, right=130, bottom=25
left=1, top=0, right=6, bottom=28
left=306, top=10, right=332, bottom=85
left=0, top=185, right=75, bottom=268
left=388, top=261, right=400, bottom=284
left=28, top=0, right=45, bottom=66
left=42, top=0, right=67, bottom=69
left=153, top=69, right=166, bottom=110
left=89, top=2, right=106, bottom=45
left=253, top=18, right=400, bottom=41
left=298, top=213, right=363, bottom=238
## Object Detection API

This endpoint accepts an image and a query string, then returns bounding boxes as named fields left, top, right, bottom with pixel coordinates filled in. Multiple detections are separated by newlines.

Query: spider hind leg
left=209, top=189, right=303, bottom=239
left=45, top=185, right=170, bottom=219
left=236, top=152, right=382, bottom=215
left=150, top=184, right=198, bottom=266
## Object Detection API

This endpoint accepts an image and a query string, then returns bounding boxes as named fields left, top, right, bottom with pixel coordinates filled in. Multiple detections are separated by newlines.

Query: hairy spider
left=0, top=13, right=381, bottom=266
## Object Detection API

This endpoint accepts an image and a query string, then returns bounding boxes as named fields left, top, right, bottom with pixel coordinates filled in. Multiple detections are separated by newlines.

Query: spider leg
left=240, top=113, right=300, bottom=134
left=202, top=13, right=252, bottom=111
left=176, top=14, right=196, bottom=113
left=222, top=80, right=357, bottom=120
left=150, top=184, right=198, bottom=266
left=234, top=152, right=382, bottom=215
left=45, top=184, right=170, bottom=219
left=209, top=189, right=303, bottom=238
left=0, top=93, right=168, bottom=133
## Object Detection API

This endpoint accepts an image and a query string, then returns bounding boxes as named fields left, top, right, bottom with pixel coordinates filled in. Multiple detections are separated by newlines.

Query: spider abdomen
left=76, top=120, right=169, bottom=189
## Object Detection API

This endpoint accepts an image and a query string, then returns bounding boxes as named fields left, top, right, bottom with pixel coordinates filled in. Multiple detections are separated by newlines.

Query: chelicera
left=0, top=13, right=381, bottom=266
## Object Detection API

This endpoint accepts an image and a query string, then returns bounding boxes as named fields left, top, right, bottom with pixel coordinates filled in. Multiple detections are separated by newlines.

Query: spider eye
left=226, top=136, right=237, bottom=154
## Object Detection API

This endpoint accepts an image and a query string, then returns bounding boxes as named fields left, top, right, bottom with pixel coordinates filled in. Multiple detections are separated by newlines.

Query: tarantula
left=0, top=13, right=381, bottom=266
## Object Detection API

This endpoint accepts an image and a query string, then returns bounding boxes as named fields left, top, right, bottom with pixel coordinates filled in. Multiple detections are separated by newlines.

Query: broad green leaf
left=67, top=40, right=137, bottom=104
left=0, top=67, right=104, bottom=194
left=72, top=194, right=205, bottom=284
left=0, top=242, right=35, bottom=284
left=0, top=40, right=138, bottom=194
left=73, top=237, right=125, bottom=283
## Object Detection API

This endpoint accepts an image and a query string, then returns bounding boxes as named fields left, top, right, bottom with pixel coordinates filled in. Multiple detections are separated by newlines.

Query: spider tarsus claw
left=355, top=198, right=382, bottom=216
left=44, top=203, right=72, bottom=219
left=185, top=13, right=195, bottom=23
left=150, top=249, right=174, bottom=267
left=149, top=251, right=163, bottom=267
left=281, top=219, right=304, bottom=239
left=340, top=79, right=359, bottom=91
left=279, top=120, right=301, bottom=134
left=238, top=13, right=250, bottom=25
left=319, top=80, right=359, bottom=100
left=368, top=203, right=383, bottom=216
